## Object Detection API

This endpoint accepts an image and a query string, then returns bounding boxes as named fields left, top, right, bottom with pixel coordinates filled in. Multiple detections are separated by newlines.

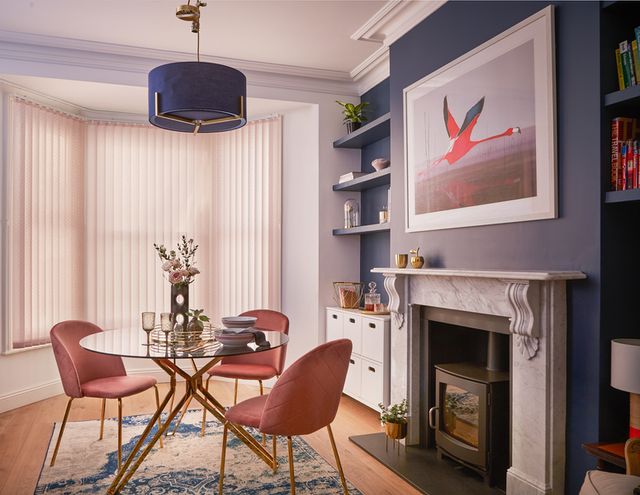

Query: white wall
left=0, top=52, right=361, bottom=412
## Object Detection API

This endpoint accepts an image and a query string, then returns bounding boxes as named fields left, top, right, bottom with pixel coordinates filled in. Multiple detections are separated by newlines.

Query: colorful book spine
left=611, top=117, right=635, bottom=191
left=622, top=141, right=628, bottom=190
left=616, top=48, right=626, bottom=90
left=633, top=40, right=640, bottom=84
left=634, top=140, right=639, bottom=189
left=621, top=41, right=635, bottom=87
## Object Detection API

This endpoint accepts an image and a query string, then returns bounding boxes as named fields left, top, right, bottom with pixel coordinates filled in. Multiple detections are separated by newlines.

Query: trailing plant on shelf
left=336, top=100, right=370, bottom=133
left=379, top=399, right=408, bottom=440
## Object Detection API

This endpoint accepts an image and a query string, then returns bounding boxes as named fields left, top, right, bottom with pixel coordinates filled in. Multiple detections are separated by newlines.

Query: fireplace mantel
left=372, top=267, right=586, bottom=495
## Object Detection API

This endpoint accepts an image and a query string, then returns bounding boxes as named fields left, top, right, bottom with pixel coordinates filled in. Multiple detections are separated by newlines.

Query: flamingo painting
left=432, top=96, right=521, bottom=166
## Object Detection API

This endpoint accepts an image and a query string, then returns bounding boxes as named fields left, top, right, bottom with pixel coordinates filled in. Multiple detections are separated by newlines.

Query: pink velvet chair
left=49, top=320, right=162, bottom=469
left=218, top=339, right=352, bottom=495
left=201, top=309, right=289, bottom=435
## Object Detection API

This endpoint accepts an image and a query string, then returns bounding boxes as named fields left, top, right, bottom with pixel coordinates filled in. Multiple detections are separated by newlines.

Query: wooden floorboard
left=0, top=380, right=421, bottom=495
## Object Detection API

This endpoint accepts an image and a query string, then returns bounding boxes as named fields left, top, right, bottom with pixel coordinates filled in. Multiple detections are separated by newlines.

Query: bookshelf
left=332, top=223, right=391, bottom=236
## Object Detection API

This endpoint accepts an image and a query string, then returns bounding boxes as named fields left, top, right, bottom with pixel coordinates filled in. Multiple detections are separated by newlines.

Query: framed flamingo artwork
left=404, top=6, right=556, bottom=232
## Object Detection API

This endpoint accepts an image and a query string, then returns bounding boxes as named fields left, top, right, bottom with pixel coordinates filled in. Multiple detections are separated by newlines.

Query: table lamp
left=612, top=339, right=640, bottom=438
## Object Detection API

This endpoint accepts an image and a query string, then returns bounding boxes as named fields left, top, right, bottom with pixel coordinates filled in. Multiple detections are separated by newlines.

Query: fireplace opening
left=421, top=309, right=511, bottom=489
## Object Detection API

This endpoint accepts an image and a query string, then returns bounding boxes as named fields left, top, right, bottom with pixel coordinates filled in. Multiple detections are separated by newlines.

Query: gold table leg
left=107, top=356, right=277, bottom=494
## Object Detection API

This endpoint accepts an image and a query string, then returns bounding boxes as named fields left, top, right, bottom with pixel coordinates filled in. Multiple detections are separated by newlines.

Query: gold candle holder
left=395, top=254, right=408, bottom=268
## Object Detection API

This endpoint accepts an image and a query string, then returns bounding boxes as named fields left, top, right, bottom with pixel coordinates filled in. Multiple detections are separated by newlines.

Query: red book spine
left=622, top=142, right=628, bottom=190
left=634, top=141, right=639, bottom=189
left=627, top=141, right=634, bottom=190
left=612, top=119, right=620, bottom=190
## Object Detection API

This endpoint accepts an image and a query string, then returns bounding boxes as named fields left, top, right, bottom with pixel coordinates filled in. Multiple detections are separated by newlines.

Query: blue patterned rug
left=36, top=409, right=361, bottom=494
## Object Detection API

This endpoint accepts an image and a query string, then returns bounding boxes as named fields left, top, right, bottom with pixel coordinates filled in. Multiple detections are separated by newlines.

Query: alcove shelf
left=605, top=189, right=640, bottom=203
left=332, top=113, right=391, bottom=149
left=604, top=86, right=640, bottom=109
left=332, top=224, right=391, bottom=236
left=332, top=168, right=391, bottom=192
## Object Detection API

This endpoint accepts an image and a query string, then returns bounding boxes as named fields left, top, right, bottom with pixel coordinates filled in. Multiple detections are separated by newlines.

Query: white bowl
left=371, top=158, right=390, bottom=171
left=215, top=331, right=255, bottom=347
left=221, top=316, right=257, bottom=329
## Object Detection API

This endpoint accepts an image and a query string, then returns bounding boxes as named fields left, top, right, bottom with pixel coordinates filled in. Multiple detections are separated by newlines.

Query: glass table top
left=80, top=326, right=288, bottom=360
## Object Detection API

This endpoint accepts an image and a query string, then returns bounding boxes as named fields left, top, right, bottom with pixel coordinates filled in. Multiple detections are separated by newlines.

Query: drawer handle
left=368, top=366, right=376, bottom=373
left=349, top=359, right=355, bottom=365
left=369, top=323, right=376, bottom=329
left=332, top=314, right=338, bottom=319
left=349, top=318, right=356, bottom=323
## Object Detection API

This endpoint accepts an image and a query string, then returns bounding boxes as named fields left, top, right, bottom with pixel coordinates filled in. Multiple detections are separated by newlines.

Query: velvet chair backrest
left=259, top=339, right=352, bottom=436
left=220, top=309, right=289, bottom=375
left=50, top=320, right=126, bottom=398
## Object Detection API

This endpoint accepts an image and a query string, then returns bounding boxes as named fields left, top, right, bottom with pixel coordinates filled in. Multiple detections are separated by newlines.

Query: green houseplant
left=379, top=399, right=408, bottom=440
left=336, top=100, right=370, bottom=133
left=186, top=308, right=210, bottom=337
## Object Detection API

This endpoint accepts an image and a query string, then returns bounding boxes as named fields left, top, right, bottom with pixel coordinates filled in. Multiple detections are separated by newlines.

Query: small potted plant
left=187, top=308, right=210, bottom=338
left=336, top=100, right=370, bottom=133
left=379, top=399, right=408, bottom=440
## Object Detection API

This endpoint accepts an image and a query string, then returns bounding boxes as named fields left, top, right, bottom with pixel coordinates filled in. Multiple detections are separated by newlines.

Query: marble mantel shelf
left=373, top=266, right=586, bottom=495
left=371, top=267, right=586, bottom=281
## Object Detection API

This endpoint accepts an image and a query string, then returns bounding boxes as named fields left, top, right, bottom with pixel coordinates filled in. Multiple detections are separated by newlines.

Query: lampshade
left=148, top=61, right=247, bottom=134
left=611, top=339, right=640, bottom=393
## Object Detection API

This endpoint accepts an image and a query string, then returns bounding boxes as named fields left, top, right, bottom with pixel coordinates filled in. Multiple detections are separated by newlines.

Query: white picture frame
left=404, top=6, right=556, bottom=232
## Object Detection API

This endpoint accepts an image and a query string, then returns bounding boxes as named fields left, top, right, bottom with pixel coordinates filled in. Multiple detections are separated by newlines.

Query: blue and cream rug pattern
left=36, top=409, right=361, bottom=494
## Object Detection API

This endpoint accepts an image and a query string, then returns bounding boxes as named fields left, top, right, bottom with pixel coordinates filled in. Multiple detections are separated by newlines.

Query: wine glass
left=141, top=312, right=155, bottom=346
left=160, top=312, right=174, bottom=345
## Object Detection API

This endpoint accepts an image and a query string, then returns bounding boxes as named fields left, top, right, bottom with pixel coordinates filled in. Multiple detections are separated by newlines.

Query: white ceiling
left=0, top=0, right=386, bottom=73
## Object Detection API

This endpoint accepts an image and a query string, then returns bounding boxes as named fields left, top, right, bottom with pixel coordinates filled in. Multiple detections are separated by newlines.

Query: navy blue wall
left=360, top=80, right=391, bottom=304
left=388, top=2, right=601, bottom=492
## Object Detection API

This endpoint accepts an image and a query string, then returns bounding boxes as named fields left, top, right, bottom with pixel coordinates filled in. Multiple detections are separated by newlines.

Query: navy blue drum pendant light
left=148, top=1, right=247, bottom=134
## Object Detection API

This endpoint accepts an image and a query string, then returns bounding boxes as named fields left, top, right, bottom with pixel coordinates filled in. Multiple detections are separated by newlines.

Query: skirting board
left=0, top=367, right=276, bottom=414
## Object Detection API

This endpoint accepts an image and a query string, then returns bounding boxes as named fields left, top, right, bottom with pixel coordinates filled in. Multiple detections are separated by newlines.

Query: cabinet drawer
left=361, top=317, right=385, bottom=362
left=343, top=314, right=362, bottom=354
left=361, top=358, right=383, bottom=407
left=344, top=355, right=362, bottom=398
left=326, top=309, right=343, bottom=342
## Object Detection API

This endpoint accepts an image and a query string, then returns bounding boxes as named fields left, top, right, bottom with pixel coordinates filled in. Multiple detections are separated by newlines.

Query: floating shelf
left=333, top=113, right=391, bottom=149
left=332, top=169, right=391, bottom=192
left=605, top=189, right=640, bottom=203
left=604, top=85, right=640, bottom=108
left=332, top=223, right=391, bottom=236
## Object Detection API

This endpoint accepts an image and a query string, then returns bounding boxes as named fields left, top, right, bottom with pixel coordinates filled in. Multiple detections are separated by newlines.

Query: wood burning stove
left=429, top=362, right=509, bottom=487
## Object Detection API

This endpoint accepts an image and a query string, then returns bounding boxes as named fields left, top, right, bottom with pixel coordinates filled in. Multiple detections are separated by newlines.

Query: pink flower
left=168, top=270, right=184, bottom=284
left=188, top=266, right=200, bottom=276
left=180, top=269, right=190, bottom=278
left=161, top=260, right=174, bottom=271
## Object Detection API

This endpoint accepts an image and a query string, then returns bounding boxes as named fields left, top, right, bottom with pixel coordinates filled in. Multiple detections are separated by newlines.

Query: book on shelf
left=611, top=117, right=636, bottom=191
left=616, top=48, right=625, bottom=90
left=338, top=171, right=367, bottom=183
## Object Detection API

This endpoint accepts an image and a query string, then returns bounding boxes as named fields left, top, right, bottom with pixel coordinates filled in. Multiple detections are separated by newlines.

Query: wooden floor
left=0, top=380, right=422, bottom=495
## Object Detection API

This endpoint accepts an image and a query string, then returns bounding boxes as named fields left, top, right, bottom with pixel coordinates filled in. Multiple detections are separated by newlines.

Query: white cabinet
left=325, top=307, right=390, bottom=410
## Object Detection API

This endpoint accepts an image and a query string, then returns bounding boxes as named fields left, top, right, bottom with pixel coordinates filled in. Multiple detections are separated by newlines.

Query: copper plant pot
left=384, top=421, right=408, bottom=440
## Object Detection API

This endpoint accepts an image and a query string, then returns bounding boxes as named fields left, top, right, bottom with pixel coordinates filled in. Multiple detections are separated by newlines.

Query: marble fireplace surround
left=371, top=268, right=586, bottom=495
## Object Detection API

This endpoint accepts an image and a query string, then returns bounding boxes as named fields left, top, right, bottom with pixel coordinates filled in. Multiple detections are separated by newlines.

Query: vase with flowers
left=154, top=236, right=200, bottom=331
left=379, top=399, right=408, bottom=452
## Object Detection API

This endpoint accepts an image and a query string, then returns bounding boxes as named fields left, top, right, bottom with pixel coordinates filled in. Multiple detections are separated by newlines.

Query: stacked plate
left=217, top=316, right=258, bottom=346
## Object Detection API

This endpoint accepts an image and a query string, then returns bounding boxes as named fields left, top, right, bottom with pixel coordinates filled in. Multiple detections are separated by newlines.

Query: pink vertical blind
left=6, top=97, right=281, bottom=350
left=7, top=98, right=85, bottom=348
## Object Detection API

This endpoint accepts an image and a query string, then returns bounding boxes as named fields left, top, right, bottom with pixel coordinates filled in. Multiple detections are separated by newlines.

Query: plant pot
left=345, top=121, right=361, bottom=134
left=384, top=421, right=408, bottom=440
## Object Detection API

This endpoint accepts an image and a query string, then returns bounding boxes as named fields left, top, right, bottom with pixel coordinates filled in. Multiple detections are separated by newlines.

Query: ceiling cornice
left=349, top=0, right=446, bottom=94
left=0, top=30, right=359, bottom=96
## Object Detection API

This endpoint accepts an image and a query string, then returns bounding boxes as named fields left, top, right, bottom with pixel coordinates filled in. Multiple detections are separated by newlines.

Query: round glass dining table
left=81, top=327, right=289, bottom=494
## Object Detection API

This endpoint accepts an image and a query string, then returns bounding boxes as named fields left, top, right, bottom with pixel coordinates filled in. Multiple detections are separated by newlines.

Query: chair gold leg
left=99, top=398, right=106, bottom=440
left=201, top=376, right=211, bottom=437
left=233, top=379, right=238, bottom=405
left=117, top=398, right=123, bottom=470
left=153, top=385, right=163, bottom=448
left=327, top=424, right=349, bottom=495
left=218, top=422, right=228, bottom=495
left=272, top=435, right=278, bottom=473
left=50, top=397, right=74, bottom=466
left=287, top=436, right=296, bottom=495
left=259, top=380, right=266, bottom=446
